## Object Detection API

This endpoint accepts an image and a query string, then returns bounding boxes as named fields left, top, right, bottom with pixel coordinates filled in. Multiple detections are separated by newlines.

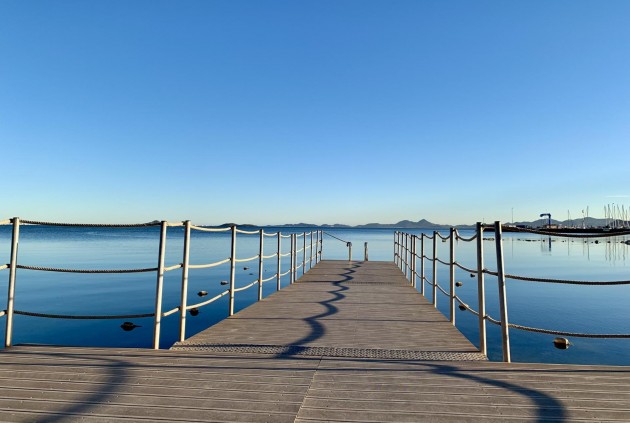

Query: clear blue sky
left=2, top=0, right=629, bottom=225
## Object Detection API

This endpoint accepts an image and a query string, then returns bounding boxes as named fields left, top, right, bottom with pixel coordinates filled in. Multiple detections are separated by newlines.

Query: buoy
left=455, top=282, right=463, bottom=287
left=120, top=322, right=140, bottom=331
left=197, top=291, right=208, bottom=297
left=190, top=308, right=199, bottom=316
left=243, top=267, right=250, bottom=270
left=220, top=280, right=228, bottom=285
left=553, top=337, right=571, bottom=349
left=470, top=274, right=475, bottom=278
left=458, top=304, right=466, bottom=311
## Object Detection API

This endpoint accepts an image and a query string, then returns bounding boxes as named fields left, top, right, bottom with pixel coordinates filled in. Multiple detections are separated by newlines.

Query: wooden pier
left=0, top=261, right=629, bottom=422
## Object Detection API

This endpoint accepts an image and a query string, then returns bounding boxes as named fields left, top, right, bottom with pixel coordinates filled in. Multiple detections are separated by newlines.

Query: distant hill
left=212, top=217, right=610, bottom=229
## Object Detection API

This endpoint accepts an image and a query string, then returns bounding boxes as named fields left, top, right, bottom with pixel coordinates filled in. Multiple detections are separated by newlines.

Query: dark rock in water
left=120, top=322, right=140, bottom=331
left=190, top=308, right=199, bottom=316
left=220, top=280, right=228, bottom=285
left=197, top=291, right=208, bottom=297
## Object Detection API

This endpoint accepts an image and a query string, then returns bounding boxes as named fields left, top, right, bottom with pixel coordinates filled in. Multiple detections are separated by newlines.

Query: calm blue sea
left=0, top=225, right=628, bottom=366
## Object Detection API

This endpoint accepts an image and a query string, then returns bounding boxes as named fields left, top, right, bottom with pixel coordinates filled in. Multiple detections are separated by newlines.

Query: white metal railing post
left=276, top=232, right=282, bottom=290
left=449, top=227, right=456, bottom=325
left=228, top=225, right=237, bottom=316
left=404, top=233, right=409, bottom=277
left=178, top=220, right=191, bottom=342
left=318, top=230, right=322, bottom=262
left=152, top=221, right=168, bottom=349
left=302, top=231, right=306, bottom=275
left=310, top=231, right=313, bottom=269
left=476, top=222, right=487, bottom=355
left=494, top=221, right=511, bottom=363
left=290, top=234, right=295, bottom=284
left=432, top=231, right=438, bottom=308
left=5, top=217, right=20, bottom=348
left=364, top=242, right=368, bottom=261
left=412, top=235, right=416, bottom=288
left=258, top=229, right=264, bottom=301
left=393, top=231, right=397, bottom=264
left=420, top=234, right=425, bottom=296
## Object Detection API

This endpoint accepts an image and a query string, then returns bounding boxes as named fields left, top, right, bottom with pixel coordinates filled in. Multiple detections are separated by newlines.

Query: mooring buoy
left=197, top=290, right=208, bottom=297
left=553, top=337, right=571, bottom=349
left=190, top=308, right=199, bottom=316
left=120, top=322, right=140, bottom=331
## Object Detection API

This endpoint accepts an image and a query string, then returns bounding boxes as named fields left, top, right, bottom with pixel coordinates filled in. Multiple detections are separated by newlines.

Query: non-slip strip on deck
left=170, top=343, right=488, bottom=361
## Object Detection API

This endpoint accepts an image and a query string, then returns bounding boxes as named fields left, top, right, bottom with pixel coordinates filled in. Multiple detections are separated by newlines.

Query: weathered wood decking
left=0, top=261, right=629, bottom=422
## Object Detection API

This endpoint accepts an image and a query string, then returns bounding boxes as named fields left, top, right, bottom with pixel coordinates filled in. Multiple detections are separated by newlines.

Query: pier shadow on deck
left=0, top=261, right=628, bottom=422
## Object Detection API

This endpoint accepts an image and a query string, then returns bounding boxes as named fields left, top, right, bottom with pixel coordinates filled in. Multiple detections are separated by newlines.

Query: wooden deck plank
left=0, top=260, right=629, bottom=422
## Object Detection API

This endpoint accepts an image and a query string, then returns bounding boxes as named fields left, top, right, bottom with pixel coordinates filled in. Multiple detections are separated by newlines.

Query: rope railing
left=482, top=269, right=630, bottom=285
left=234, top=280, right=259, bottom=293
left=507, top=226, right=630, bottom=238
left=186, top=289, right=230, bottom=310
left=397, top=220, right=630, bottom=363
left=323, top=231, right=348, bottom=243
left=261, top=274, right=277, bottom=283
left=1, top=218, right=324, bottom=349
left=455, top=230, right=478, bottom=242
left=164, top=264, right=183, bottom=272
left=454, top=262, right=478, bottom=274
left=20, top=220, right=161, bottom=228
left=235, top=228, right=260, bottom=235
left=234, top=254, right=259, bottom=263
left=189, top=225, right=231, bottom=232
left=188, top=258, right=231, bottom=269
left=15, top=265, right=158, bottom=274
left=14, top=310, right=155, bottom=319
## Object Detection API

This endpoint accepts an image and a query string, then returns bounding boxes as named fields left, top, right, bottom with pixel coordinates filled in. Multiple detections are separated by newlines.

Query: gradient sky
left=2, top=1, right=629, bottom=225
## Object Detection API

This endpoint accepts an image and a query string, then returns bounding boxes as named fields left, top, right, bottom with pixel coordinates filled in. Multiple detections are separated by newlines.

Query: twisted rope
left=235, top=228, right=260, bottom=235
left=261, top=274, right=277, bottom=283
left=234, top=255, right=259, bottom=263
left=0, top=219, right=12, bottom=225
left=188, top=258, right=230, bottom=269
left=234, top=280, right=258, bottom=292
left=454, top=262, right=478, bottom=274
left=162, top=307, right=180, bottom=317
left=507, top=226, right=630, bottom=238
left=164, top=264, right=183, bottom=272
left=0, top=264, right=8, bottom=271
left=263, top=231, right=279, bottom=237
left=435, top=283, right=450, bottom=296
left=435, top=232, right=451, bottom=240
left=482, top=269, right=630, bottom=285
left=20, top=220, right=161, bottom=228
left=455, top=231, right=478, bottom=242
left=14, top=310, right=154, bottom=319
left=16, top=265, right=157, bottom=274
left=484, top=313, right=630, bottom=338
left=262, top=253, right=278, bottom=259
left=323, top=231, right=349, bottom=244
left=454, top=295, right=480, bottom=316
left=279, top=270, right=291, bottom=277
left=435, top=258, right=451, bottom=266
left=186, top=290, right=230, bottom=310
left=190, top=225, right=231, bottom=233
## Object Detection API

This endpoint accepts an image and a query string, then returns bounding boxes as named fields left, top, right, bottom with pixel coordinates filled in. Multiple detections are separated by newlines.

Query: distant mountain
left=213, top=217, right=611, bottom=229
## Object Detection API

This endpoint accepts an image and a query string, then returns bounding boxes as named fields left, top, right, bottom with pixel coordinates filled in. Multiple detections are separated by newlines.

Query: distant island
left=216, top=217, right=611, bottom=230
